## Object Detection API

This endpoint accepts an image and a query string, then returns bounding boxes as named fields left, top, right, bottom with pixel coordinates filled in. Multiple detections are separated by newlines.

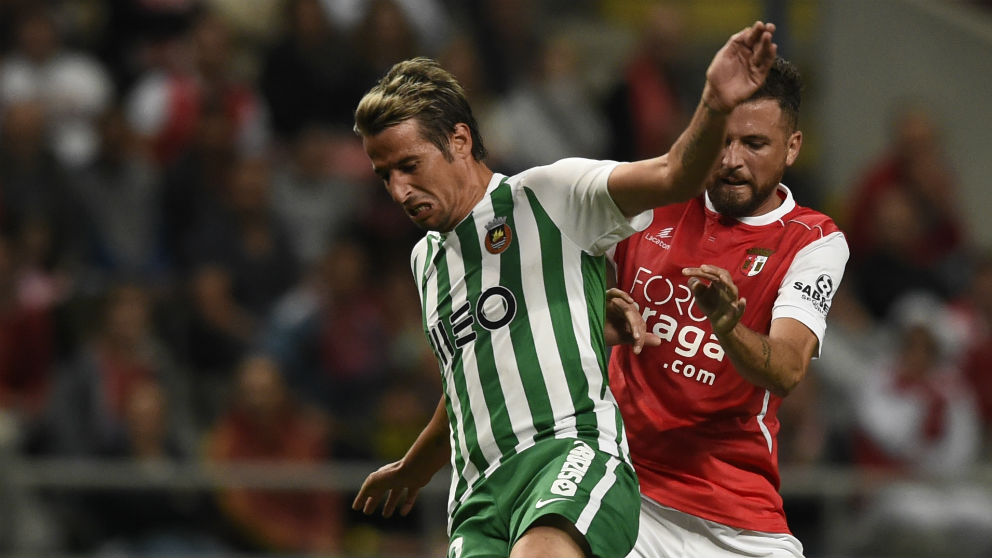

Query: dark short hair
left=747, top=57, right=802, bottom=131
left=354, top=57, right=487, bottom=161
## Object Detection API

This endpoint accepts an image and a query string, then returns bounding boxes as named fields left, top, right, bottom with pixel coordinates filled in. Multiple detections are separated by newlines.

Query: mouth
left=406, top=202, right=432, bottom=219
left=719, top=175, right=749, bottom=187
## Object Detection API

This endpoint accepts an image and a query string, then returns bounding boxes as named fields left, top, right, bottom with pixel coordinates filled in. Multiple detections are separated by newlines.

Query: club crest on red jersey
left=484, top=216, right=512, bottom=254
left=741, top=248, right=773, bottom=276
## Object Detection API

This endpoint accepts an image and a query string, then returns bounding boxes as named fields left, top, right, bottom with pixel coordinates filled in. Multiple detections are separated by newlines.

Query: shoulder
left=513, top=157, right=619, bottom=189
left=410, top=233, right=443, bottom=278
left=783, top=204, right=845, bottom=241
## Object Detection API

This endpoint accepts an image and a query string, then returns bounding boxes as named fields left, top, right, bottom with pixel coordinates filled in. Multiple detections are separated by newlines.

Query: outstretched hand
left=703, top=21, right=777, bottom=113
left=352, top=460, right=428, bottom=518
left=605, top=288, right=662, bottom=354
left=683, top=265, right=746, bottom=335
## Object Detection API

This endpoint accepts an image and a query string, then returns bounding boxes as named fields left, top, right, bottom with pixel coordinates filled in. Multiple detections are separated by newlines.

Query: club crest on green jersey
left=741, top=247, right=773, bottom=277
left=484, top=216, right=512, bottom=255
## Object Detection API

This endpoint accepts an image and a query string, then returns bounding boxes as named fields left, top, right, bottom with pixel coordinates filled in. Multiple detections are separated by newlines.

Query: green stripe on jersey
left=488, top=182, right=556, bottom=440
left=524, top=187, right=599, bottom=439
left=453, top=207, right=520, bottom=459
left=433, top=242, right=489, bottom=478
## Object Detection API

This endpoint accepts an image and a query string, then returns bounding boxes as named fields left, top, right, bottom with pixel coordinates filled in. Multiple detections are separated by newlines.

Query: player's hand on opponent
left=703, top=21, right=777, bottom=113
left=605, top=288, right=662, bottom=354
left=353, top=459, right=428, bottom=518
left=683, top=265, right=746, bottom=335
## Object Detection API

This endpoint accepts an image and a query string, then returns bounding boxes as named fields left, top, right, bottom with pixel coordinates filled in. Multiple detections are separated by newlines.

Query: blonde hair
left=354, top=57, right=487, bottom=161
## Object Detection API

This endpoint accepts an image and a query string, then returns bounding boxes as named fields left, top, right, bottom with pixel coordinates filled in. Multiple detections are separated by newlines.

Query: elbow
left=769, top=364, right=808, bottom=397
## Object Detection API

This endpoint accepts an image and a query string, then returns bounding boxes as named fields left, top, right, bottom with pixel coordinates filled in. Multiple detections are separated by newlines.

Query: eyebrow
left=373, top=155, right=419, bottom=178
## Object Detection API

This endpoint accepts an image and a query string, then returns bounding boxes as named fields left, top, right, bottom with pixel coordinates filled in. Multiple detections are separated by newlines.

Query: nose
left=721, top=142, right=744, bottom=169
left=385, top=172, right=413, bottom=203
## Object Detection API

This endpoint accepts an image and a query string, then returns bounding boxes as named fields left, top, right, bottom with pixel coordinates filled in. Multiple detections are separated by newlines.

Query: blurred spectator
left=846, top=103, right=969, bottom=293
left=69, top=105, right=167, bottom=286
left=602, top=4, right=693, bottom=162
left=462, top=0, right=541, bottom=95
left=259, top=0, right=375, bottom=142
left=125, top=8, right=269, bottom=167
left=0, top=100, right=79, bottom=258
left=90, top=380, right=229, bottom=557
left=850, top=293, right=992, bottom=557
left=485, top=32, right=608, bottom=172
left=0, top=6, right=114, bottom=168
left=323, top=0, right=451, bottom=53
left=188, top=155, right=300, bottom=321
left=809, top=283, right=891, bottom=462
left=263, top=237, right=389, bottom=456
left=271, top=126, right=371, bottom=266
left=46, top=283, right=196, bottom=457
left=851, top=187, right=950, bottom=320
left=0, top=232, right=56, bottom=444
left=180, top=264, right=256, bottom=425
left=949, top=252, right=992, bottom=454
left=206, top=354, right=341, bottom=556
left=352, top=0, right=424, bottom=78
left=96, top=0, right=201, bottom=92
left=160, top=101, right=238, bottom=272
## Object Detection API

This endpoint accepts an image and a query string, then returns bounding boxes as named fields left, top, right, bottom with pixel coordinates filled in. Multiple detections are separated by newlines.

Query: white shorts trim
left=627, top=495, right=804, bottom=558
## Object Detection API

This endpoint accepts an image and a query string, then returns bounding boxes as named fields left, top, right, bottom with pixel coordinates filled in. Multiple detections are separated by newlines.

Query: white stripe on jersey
left=561, top=235, right=621, bottom=457
left=512, top=191, right=579, bottom=440
left=468, top=203, right=538, bottom=460
left=444, top=232, right=502, bottom=479
left=422, top=238, right=480, bottom=521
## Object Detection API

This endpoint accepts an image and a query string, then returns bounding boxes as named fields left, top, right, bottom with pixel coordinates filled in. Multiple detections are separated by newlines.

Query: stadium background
left=0, top=0, right=991, bottom=556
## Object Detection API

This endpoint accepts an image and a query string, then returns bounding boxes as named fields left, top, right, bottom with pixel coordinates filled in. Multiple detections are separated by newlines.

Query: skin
left=355, top=21, right=779, bottom=557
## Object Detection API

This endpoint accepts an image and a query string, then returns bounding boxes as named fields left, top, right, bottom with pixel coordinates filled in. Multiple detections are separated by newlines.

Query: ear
left=785, top=130, right=803, bottom=167
left=450, top=123, right=473, bottom=159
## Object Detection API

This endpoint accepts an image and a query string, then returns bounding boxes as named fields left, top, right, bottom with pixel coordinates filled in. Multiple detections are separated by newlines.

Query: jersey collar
left=704, top=184, right=795, bottom=226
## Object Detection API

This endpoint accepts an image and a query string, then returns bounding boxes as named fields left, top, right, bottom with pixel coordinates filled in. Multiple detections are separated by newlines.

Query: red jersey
left=608, top=185, right=848, bottom=534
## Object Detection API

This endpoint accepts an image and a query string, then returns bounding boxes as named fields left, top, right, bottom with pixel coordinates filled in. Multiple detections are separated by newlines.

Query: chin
left=710, top=190, right=754, bottom=218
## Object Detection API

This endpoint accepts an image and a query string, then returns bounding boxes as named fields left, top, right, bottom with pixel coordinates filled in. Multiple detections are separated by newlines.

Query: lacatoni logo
left=550, top=440, right=595, bottom=497
left=644, top=227, right=674, bottom=250
left=793, top=273, right=834, bottom=315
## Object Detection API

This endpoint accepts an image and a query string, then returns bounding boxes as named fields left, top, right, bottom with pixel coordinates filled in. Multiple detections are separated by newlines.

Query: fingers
left=400, top=487, right=421, bottom=516
left=382, top=487, right=405, bottom=518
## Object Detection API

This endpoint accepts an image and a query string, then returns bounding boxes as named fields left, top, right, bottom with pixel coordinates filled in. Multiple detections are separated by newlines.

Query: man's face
left=705, top=99, right=802, bottom=218
left=364, top=119, right=469, bottom=232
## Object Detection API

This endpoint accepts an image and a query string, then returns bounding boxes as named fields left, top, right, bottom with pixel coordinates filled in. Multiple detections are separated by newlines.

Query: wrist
left=700, top=83, right=733, bottom=115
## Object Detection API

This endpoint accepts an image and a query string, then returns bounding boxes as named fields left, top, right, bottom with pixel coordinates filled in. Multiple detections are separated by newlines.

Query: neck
left=447, top=162, right=494, bottom=232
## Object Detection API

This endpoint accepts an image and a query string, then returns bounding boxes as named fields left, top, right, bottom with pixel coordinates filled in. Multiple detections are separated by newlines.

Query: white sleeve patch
left=772, top=231, right=850, bottom=356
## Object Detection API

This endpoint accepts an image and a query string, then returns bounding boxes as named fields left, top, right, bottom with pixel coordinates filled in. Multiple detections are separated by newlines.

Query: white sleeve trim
left=771, top=231, right=849, bottom=357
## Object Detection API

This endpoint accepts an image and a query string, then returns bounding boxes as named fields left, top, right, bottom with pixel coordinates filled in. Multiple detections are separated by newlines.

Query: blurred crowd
left=0, top=0, right=990, bottom=557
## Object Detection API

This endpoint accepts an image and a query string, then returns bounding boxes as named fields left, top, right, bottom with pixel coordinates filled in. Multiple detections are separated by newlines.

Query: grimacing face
left=363, top=119, right=476, bottom=232
left=705, top=99, right=802, bottom=218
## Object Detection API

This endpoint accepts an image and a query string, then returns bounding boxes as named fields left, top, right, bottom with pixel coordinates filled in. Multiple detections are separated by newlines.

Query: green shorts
left=447, top=438, right=639, bottom=558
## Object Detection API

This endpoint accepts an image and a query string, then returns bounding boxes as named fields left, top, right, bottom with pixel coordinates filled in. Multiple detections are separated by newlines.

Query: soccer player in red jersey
left=606, top=57, right=849, bottom=558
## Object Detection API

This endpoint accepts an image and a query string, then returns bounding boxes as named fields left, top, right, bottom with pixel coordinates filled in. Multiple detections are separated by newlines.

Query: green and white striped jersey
left=409, top=158, right=651, bottom=516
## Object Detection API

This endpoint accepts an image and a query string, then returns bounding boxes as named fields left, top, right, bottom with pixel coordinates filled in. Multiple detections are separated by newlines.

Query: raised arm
left=353, top=395, right=450, bottom=517
left=609, top=21, right=777, bottom=217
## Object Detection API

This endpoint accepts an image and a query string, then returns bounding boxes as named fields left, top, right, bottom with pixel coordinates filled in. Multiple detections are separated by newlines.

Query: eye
left=745, top=139, right=767, bottom=150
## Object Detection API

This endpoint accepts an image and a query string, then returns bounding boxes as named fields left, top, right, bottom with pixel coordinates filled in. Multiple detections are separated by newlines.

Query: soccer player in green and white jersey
left=352, top=22, right=778, bottom=558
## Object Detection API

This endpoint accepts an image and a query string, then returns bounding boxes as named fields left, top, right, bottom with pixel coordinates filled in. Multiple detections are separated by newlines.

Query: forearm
left=715, top=322, right=808, bottom=397
left=400, top=397, right=450, bottom=479
left=664, top=86, right=731, bottom=201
